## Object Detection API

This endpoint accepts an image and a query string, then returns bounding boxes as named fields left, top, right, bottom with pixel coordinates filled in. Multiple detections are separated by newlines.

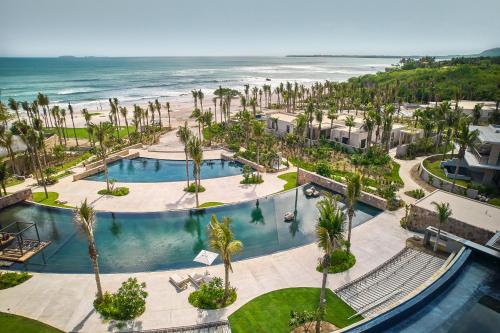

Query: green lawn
left=0, top=312, right=63, bottom=333
left=199, top=202, right=225, bottom=208
left=228, top=288, right=362, bottom=333
left=45, top=126, right=135, bottom=139
left=423, top=159, right=470, bottom=187
left=32, top=192, right=72, bottom=208
left=277, top=172, right=297, bottom=191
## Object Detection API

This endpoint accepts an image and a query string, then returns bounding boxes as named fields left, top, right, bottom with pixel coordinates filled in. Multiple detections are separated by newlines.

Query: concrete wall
left=297, top=168, right=387, bottom=210
left=221, top=153, right=266, bottom=173
left=73, top=152, right=140, bottom=181
left=0, top=189, right=32, bottom=210
left=408, top=204, right=494, bottom=245
left=419, top=156, right=478, bottom=199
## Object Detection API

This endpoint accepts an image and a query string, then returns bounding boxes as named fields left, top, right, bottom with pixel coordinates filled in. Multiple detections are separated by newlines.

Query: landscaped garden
left=228, top=288, right=362, bottom=333
left=0, top=313, right=63, bottom=333
left=32, top=191, right=71, bottom=208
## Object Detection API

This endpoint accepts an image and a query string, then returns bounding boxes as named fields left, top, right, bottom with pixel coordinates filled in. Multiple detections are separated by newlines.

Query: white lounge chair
left=188, top=272, right=213, bottom=289
left=169, top=273, right=189, bottom=291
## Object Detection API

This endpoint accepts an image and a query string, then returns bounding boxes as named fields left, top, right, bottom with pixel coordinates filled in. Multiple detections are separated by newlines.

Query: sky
left=1, top=0, right=499, bottom=57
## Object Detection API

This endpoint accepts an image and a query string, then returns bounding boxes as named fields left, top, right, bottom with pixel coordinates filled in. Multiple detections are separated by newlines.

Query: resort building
left=266, top=112, right=408, bottom=150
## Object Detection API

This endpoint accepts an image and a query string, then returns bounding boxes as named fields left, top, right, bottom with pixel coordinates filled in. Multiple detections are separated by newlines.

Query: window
left=360, top=139, right=366, bottom=148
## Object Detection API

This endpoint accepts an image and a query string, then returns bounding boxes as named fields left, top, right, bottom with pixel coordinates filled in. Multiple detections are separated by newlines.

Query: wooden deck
left=0, top=240, right=51, bottom=263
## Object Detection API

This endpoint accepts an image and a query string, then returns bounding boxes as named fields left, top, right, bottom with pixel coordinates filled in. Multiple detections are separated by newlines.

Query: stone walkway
left=389, top=148, right=429, bottom=204
left=0, top=209, right=409, bottom=332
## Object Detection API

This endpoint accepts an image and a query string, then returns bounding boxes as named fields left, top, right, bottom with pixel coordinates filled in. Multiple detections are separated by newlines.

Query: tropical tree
left=154, top=99, right=162, bottom=129
left=451, top=119, right=479, bottom=192
left=208, top=215, right=243, bottom=305
left=0, top=127, right=19, bottom=175
left=315, top=109, right=324, bottom=140
left=92, top=122, right=115, bottom=192
left=190, top=108, right=203, bottom=140
left=345, top=173, right=361, bottom=252
left=251, top=120, right=265, bottom=175
left=67, top=103, right=79, bottom=146
left=315, top=193, right=345, bottom=333
left=472, top=103, right=482, bottom=125
left=177, top=122, right=192, bottom=188
left=165, top=102, right=171, bottom=128
left=188, top=136, right=203, bottom=207
left=0, top=160, right=8, bottom=196
left=431, top=202, right=452, bottom=252
left=293, top=113, right=308, bottom=185
left=119, top=107, right=131, bottom=142
left=345, top=115, right=355, bottom=145
left=8, top=98, right=21, bottom=121
left=327, top=105, right=338, bottom=135
left=74, top=199, right=104, bottom=302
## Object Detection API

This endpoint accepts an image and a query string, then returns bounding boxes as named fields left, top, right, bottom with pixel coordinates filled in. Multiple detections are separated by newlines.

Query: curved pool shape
left=0, top=185, right=380, bottom=274
left=85, top=157, right=244, bottom=182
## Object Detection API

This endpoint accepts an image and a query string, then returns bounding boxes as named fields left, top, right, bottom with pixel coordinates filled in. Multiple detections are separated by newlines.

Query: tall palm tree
left=188, top=136, right=203, bottom=207
left=327, top=106, right=338, bottom=137
left=119, top=107, right=131, bottom=142
left=431, top=201, right=452, bottom=252
left=198, top=90, right=205, bottom=112
left=346, top=173, right=361, bottom=252
left=92, top=122, right=115, bottom=192
left=315, top=193, right=345, bottom=333
left=177, top=122, right=192, bottom=187
left=154, top=99, right=162, bottom=129
left=68, top=103, right=79, bottom=146
left=315, top=109, right=324, bottom=140
left=208, top=214, right=243, bottom=305
left=451, top=119, right=479, bottom=192
left=165, top=102, right=171, bottom=128
left=74, top=199, right=104, bottom=302
left=345, top=115, right=355, bottom=145
left=251, top=120, right=265, bottom=174
left=0, top=128, right=19, bottom=175
left=8, top=98, right=21, bottom=121
left=190, top=108, right=203, bottom=140
left=293, top=113, right=308, bottom=186
left=0, top=161, right=8, bottom=196
left=27, top=127, right=48, bottom=198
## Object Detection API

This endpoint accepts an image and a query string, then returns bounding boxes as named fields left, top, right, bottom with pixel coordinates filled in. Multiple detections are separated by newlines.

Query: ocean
left=0, top=56, right=397, bottom=109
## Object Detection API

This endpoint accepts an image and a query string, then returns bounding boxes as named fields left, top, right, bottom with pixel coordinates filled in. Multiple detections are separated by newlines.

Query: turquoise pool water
left=85, top=157, right=244, bottom=183
left=0, top=185, right=381, bottom=273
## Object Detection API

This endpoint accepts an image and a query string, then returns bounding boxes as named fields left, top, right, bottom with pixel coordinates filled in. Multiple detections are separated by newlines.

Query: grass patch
left=278, top=172, right=297, bottom=191
left=423, top=159, right=470, bottom=187
left=488, top=197, right=500, bottom=207
left=32, top=192, right=71, bottom=208
left=229, top=288, right=361, bottom=333
left=97, top=187, right=129, bottom=196
left=44, top=127, right=135, bottom=140
left=6, top=177, right=24, bottom=188
left=405, top=188, right=426, bottom=199
left=184, top=183, right=206, bottom=193
left=199, top=202, right=224, bottom=208
left=316, top=250, right=356, bottom=274
left=0, top=272, right=32, bottom=290
left=0, top=312, right=63, bottom=333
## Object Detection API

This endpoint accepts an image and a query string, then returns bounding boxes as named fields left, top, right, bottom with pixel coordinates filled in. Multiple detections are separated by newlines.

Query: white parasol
left=193, top=249, right=218, bottom=267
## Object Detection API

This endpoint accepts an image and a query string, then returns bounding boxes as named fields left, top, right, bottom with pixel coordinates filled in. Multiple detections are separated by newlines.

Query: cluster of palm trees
left=177, top=121, right=204, bottom=207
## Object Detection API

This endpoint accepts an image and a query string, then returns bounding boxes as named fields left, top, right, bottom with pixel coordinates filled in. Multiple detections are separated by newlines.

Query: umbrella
left=194, top=249, right=218, bottom=267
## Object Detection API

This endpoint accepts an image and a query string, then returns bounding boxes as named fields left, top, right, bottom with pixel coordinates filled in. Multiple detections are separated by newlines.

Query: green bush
left=406, top=188, right=425, bottom=199
left=315, top=161, right=332, bottom=177
left=488, top=198, right=500, bottom=207
left=316, top=250, right=356, bottom=274
left=188, top=277, right=237, bottom=309
left=0, top=271, right=32, bottom=289
left=350, top=146, right=391, bottom=166
left=94, top=278, right=148, bottom=321
left=97, top=187, right=129, bottom=196
left=184, top=183, right=206, bottom=193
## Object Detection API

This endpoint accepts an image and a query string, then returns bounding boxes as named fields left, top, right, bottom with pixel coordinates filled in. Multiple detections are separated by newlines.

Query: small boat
left=284, top=212, right=295, bottom=222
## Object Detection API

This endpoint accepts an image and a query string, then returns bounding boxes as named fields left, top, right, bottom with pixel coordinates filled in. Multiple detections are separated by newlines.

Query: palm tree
left=154, top=99, right=162, bottom=129
left=451, top=119, right=479, bottom=192
left=165, top=102, right=171, bottom=128
left=315, top=193, right=345, bottom=333
left=119, top=107, right=131, bottom=142
left=67, top=103, right=79, bottom=146
left=346, top=173, right=361, bottom=252
left=27, top=127, right=48, bottom=198
left=327, top=106, right=338, bottom=137
left=315, top=109, right=324, bottom=140
left=472, top=103, right=482, bottom=125
left=208, top=215, right=243, bottom=305
left=177, top=122, right=192, bottom=188
left=431, top=202, right=452, bottom=252
left=188, top=136, right=203, bottom=207
left=74, top=199, right=104, bottom=302
left=190, top=108, right=203, bottom=140
left=8, top=98, right=21, bottom=121
left=252, top=121, right=265, bottom=175
left=249, top=97, right=257, bottom=117
left=0, top=128, right=19, bottom=175
left=92, top=122, right=115, bottom=192
left=345, top=115, right=355, bottom=145
left=0, top=161, right=8, bottom=196
left=198, top=90, right=205, bottom=112
left=293, top=113, right=308, bottom=186
left=191, top=90, right=198, bottom=108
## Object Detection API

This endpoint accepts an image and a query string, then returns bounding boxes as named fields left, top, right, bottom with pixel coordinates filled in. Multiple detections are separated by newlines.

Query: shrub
left=188, top=277, right=237, bottom=309
left=94, top=278, right=148, bottom=321
left=350, top=146, right=390, bottom=166
left=0, top=271, right=32, bottom=289
left=315, top=161, right=331, bottom=177
left=184, top=183, right=206, bottom=193
left=406, top=188, right=425, bottom=199
left=316, top=250, right=356, bottom=274
left=98, top=187, right=129, bottom=196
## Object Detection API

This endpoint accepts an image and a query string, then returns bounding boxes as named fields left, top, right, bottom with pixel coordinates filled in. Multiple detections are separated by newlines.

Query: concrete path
left=0, top=209, right=409, bottom=332
left=389, top=148, right=429, bottom=204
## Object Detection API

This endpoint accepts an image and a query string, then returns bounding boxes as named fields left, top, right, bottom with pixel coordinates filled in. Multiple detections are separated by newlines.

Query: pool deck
left=0, top=208, right=409, bottom=332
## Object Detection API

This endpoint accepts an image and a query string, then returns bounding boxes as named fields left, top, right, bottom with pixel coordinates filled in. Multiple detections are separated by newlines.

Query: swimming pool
left=0, top=185, right=381, bottom=274
left=85, top=157, right=244, bottom=183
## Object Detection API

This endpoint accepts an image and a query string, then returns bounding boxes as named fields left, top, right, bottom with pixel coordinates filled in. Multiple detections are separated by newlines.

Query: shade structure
left=193, top=250, right=218, bottom=266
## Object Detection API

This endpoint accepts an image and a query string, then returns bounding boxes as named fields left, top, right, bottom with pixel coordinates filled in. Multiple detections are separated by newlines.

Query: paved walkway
left=0, top=209, right=409, bottom=332
left=389, top=148, right=429, bottom=204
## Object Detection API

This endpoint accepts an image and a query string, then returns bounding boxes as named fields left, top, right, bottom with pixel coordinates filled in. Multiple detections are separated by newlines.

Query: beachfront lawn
left=199, top=202, right=224, bottom=208
left=278, top=172, right=297, bottom=191
left=0, top=312, right=63, bottom=333
left=32, top=192, right=72, bottom=208
left=44, top=126, right=135, bottom=140
left=228, top=288, right=362, bottom=333
left=423, top=159, right=470, bottom=188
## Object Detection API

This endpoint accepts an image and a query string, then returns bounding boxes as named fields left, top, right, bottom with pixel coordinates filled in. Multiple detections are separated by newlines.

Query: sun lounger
left=188, top=272, right=213, bottom=289
left=169, top=273, right=189, bottom=291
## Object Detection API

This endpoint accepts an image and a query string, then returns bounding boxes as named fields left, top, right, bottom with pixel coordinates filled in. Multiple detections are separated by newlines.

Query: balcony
left=471, top=146, right=490, bottom=165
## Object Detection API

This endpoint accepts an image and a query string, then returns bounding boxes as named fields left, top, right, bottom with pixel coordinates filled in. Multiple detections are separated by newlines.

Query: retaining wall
left=73, top=152, right=140, bottom=181
left=221, top=153, right=267, bottom=173
left=0, top=189, right=32, bottom=210
left=419, top=155, right=478, bottom=199
left=407, top=204, right=494, bottom=245
left=297, top=168, right=387, bottom=210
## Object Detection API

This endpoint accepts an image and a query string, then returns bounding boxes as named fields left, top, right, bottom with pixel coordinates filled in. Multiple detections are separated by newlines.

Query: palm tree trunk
left=194, top=167, right=199, bottom=207
left=317, top=254, right=329, bottom=333
left=71, top=115, right=79, bottom=146
left=102, top=155, right=110, bottom=192
left=185, top=149, right=190, bottom=187
left=124, top=117, right=131, bottom=142
left=223, top=262, right=230, bottom=305
left=91, top=251, right=104, bottom=301
left=347, top=211, right=353, bottom=252
left=34, top=146, right=48, bottom=199
left=450, top=157, right=461, bottom=193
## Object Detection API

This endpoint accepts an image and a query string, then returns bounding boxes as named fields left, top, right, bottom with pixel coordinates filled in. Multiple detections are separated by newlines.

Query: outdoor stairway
left=335, top=247, right=446, bottom=318
left=130, top=321, right=231, bottom=333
